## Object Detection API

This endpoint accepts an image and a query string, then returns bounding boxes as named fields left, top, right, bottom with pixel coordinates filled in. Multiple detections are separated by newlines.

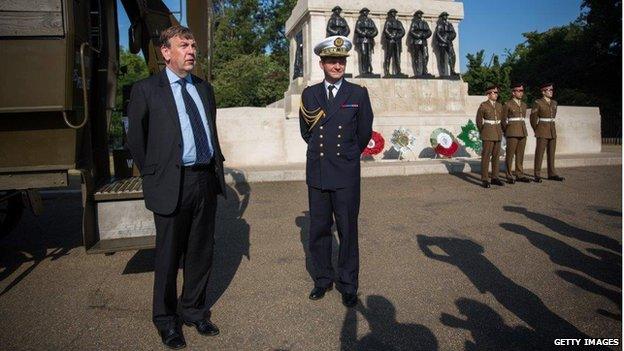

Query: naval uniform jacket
left=530, top=98, right=557, bottom=139
left=501, top=99, right=528, bottom=138
left=476, top=100, right=504, bottom=141
left=299, top=80, right=374, bottom=190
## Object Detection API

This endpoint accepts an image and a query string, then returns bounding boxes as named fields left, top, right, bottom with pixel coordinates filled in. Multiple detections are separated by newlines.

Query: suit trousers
left=308, top=185, right=360, bottom=294
left=534, top=138, right=557, bottom=177
left=481, top=140, right=501, bottom=181
left=505, top=137, right=527, bottom=178
left=152, top=165, right=218, bottom=331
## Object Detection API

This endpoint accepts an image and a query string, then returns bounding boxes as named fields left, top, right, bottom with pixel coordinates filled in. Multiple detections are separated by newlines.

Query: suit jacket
left=501, top=99, right=528, bottom=138
left=530, top=98, right=557, bottom=139
left=476, top=100, right=503, bottom=141
left=299, top=80, right=374, bottom=190
left=127, top=69, right=226, bottom=215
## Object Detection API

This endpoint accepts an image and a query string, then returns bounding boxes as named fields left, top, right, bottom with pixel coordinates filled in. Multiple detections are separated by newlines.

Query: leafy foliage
left=110, top=48, right=149, bottom=148
left=463, top=0, right=621, bottom=137
left=213, top=54, right=289, bottom=107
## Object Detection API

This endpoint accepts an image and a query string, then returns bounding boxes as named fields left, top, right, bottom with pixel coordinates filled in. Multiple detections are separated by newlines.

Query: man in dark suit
left=299, top=36, right=374, bottom=307
left=127, top=25, right=226, bottom=349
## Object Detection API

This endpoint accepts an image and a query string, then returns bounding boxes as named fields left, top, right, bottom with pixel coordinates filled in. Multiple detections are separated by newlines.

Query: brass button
left=320, top=126, right=323, bottom=130
left=320, top=143, right=323, bottom=147
left=337, top=144, right=341, bottom=147
left=320, top=152, right=324, bottom=156
left=337, top=152, right=340, bottom=156
left=320, top=135, right=323, bottom=138
left=338, top=126, right=342, bottom=129
left=337, top=134, right=341, bottom=138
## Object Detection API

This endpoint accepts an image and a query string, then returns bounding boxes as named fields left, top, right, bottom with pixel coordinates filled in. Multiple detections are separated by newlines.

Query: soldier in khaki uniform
left=476, top=85, right=504, bottom=188
left=501, top=83, right=531, bottom=184
left=530, top=83, right=565, bottom=182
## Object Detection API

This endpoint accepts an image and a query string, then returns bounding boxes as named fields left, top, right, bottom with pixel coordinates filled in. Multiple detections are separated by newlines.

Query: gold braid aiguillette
left=300, top=97, right=325, bottom=129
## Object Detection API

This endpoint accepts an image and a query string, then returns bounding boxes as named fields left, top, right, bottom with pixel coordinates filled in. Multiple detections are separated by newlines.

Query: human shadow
left=441, top=297, right=542, bottom=350
left=441, top=160, right=482, bottom=186
left=340, top=295, right=438, bottom=351
left=503, top=206, right=622, bottom=253
left=0, top=193, right=81, bottom=296
left=556, top=270, right=621, bottom=311
left=416, top=235, right=590, bottom=343
left=500, top=223, right=621, bottom=288
left=295, top=210, right=339, bottom=285
left=597, top=208, right=622, bottom=217
left=123, top=170, right=250, bottom=311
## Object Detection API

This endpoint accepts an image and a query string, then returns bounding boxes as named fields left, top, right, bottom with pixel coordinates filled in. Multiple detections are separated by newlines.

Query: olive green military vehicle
left=0, top=0, right=214, bottom=252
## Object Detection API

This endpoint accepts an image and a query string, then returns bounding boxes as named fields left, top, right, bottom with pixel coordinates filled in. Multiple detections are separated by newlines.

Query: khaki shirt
left=502, top=99, right=528, bottom=137
left=476, top=100, right=503, bottom=141
left=530, top=98, right=557, bottom=139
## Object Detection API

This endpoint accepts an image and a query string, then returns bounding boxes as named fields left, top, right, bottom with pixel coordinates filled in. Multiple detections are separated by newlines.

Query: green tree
left=213, top=53, right=289, bottom=107
left=110, top=48, right=149, bottom=148
left=464, top=0, right=621, bottom=137
left=463, top=50, right=513, bottom=101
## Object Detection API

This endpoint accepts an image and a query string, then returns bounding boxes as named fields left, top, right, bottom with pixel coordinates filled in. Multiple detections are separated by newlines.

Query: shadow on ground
left=123, top=170, right=251, bottom=310
left=0, top=193, right=82, bottom=296
left=416, top=234, right=592, bottom=348
left=340, top=295, right=438, bottom=351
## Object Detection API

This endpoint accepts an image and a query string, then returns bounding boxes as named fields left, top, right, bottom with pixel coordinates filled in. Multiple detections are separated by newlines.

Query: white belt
left=507, top=117, right=524, bottom=122
left=539, top=118, right=555, bottom=122
left=483, top=120, right=501, bottom=125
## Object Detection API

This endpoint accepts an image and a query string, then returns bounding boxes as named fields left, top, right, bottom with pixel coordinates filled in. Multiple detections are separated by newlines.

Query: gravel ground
left=0, top=166, right=621, bottom=350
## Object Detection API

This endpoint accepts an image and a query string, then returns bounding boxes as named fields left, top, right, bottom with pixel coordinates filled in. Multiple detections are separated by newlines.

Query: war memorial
left=0, top=0, right=620, bottom=350
left=214, top=0, right=602, bottom=168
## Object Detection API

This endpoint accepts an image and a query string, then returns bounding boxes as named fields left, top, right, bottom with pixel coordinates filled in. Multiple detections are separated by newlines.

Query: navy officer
left=299, top=35, right=374, bottom=307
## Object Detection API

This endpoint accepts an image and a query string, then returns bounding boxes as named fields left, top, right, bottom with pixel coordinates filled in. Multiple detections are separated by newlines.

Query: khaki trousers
left=505, top=137, right=526, bottom=178
left=481, top=140, right=501, bottom=181
left=534, top=137, right=557, bottom=177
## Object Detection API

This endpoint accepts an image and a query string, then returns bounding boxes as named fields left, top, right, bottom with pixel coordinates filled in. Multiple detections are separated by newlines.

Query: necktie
left=178, top=78, right=213, bottom=164
left=328, top=85, right=336, bottom=104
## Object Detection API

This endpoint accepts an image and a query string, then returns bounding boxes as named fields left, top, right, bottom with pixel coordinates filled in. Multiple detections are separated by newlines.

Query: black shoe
left=507, top=178, right=516, bottom=184
left=342, top=293, right=358, bottom=308
left=548, top=175, right=565, bottom=181
left=482, top=181, right=491, bottom=189
left=309, top=286, right=332, bottom=300
left=534, top=176, right=543, bottom=183
left=491, top=178, right=505, bottom=186
left=184, top=319, right=220, bottom=336
left=159, top=328, right=186, bottom=350
left=517, top=177, right=531, bottom=183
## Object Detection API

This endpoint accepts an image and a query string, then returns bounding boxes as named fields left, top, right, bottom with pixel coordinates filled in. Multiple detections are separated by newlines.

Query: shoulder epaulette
left=300, top=97, right=325, bottom=129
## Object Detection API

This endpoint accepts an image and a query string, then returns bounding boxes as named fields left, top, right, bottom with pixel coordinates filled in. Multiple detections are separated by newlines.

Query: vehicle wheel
left=0, top=192, right=24, bottom=240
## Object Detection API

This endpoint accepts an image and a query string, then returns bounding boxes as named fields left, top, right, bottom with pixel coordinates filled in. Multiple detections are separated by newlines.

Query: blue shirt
left=166, top=67, right=214, bottom=165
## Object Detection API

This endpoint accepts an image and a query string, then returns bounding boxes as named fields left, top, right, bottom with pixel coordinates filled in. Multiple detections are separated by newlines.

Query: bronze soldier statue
left=383, top=9, right=406, bottom=77
left=326, top=6, right=350, bottom=37
left=435, top=12, right=457, bottom=77
left=408, top=10, right=432, bottom=77
left=293, top=30, right=304, bottom=79
left=354, top=8, right=379, bottom=77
